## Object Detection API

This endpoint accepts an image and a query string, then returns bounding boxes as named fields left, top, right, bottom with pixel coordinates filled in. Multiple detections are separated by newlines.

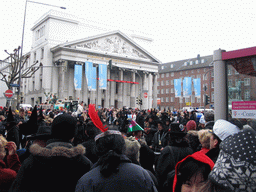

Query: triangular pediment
left=61, top=31, right=160, bottom=63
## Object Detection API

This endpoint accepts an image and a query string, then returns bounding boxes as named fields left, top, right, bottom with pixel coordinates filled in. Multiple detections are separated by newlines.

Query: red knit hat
left=186, top=120, right=197, bottom=131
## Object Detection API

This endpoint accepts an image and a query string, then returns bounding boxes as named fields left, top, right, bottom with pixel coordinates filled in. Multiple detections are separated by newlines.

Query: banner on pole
left=85, top=62, right=93, bottom=91
left=193, top=78, right=201, bottom=97
left=183, top=77, right=192, bottom=97
left=174, top=79, right=182, bottom=97
left=99, top=64, right=107, bottom=90
left=74, top=64, right=82, bottom=90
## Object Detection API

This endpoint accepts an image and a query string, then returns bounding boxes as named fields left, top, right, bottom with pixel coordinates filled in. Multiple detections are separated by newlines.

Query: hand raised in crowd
left=5, top=141, right=17, bottom=155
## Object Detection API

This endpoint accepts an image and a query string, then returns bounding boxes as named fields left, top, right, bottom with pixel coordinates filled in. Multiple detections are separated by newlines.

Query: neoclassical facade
left=15, top=10, right=160, bottom=109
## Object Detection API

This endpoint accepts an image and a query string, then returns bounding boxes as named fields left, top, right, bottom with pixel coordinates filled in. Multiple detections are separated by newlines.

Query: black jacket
left=10, top=140, right=92, bottom=192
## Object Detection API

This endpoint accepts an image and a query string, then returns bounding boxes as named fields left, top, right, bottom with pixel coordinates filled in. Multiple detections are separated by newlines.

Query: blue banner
left=193, top=78, right=201, bottom=97
left=183, top=77, right=192, bottom=97
left=85, top=62, right=93, bottom=91
left=99, top=64, right=107, bottom=90
left=74, top=64, right=82, bottom=90
left=91, top=66, right=97, bottom=91
left=174, top=79, right=182, bottom=97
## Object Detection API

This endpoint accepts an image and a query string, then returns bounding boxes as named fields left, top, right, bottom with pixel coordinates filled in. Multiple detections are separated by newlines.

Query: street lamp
left=17, top=0, right=66, bottom=109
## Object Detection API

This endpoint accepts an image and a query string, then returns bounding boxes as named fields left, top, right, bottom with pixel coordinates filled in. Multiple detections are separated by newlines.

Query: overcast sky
left=1, top=0, right=256, bottom=62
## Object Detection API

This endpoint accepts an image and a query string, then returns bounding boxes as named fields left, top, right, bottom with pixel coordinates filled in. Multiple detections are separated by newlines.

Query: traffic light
left=205, top=94, right=210, bottom=105
left=139, top=99, right=142, bottom=105
left=136, top=97, right=139, bottom=105
left=109, top=59, right=112, bottom=69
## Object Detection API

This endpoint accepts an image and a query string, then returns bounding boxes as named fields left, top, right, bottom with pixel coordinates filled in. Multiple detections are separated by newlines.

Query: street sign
left=4, top=89, right=13, bottom=98
left=143, top=92, right=148, bottom=98
left=10, top=83, right=19, bottom=87
left=186, top=102, right=191, bottom=106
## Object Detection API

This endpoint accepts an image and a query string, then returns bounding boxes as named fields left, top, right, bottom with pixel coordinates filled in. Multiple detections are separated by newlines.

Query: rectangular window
left=211, top=81, right=214, bottom=88
left=171, top=88, right=174, bottom=93
left=161, top=89, right=164, bottom=94
left=235, top=79, right=241, bottom=86
left=166, top=97, right=169, bottom=102
left=197, top=97, right=201, bottom=103
left=191, top=70, right=194, bottom=74
left=180, top=97, right=183, bottom=103
left=41, top=48, right=44, bottom=59
left=161, top=97, right=165, bottom=102
left=245, top=90, right=250, bottom=100
left=161, top=74, right=164, bottom=78
left=166, top=73, right=169, bottom=77
left=171, top=97, right=174, bottom=102
left=244, top=78, right=250, bottom=86
left=157, top=90, right=160, bottom=94
left=166, top=88, right=169, bottom=94
left=34, top=52, right=36, bottom=63
left=211, top=71, right=214, bottom=77
left=166, top=80, right=169, bottom=85
left=204, top=74, right=208, bottom=81
left=197, top=74, right=201, bottom=79
left=228, top=80, right=232, bottom=87
left=211, top=92, right=214, bottom=102
left=185, top=97, right=190, bottom=103
left=171, top=80, right=174, bottom=85
left=180, top=71, right=183, bottom=75
left=161, top=81, right=164, bottom=86
left=171, top=72, right=174, bottom=77
left=228, top=68, right=232, bottom=75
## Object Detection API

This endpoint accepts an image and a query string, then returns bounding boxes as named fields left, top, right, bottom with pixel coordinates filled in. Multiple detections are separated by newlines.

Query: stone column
left=105, top=68, right=110, bottom=108
left=117, top=68, right=123, bottom=108
left=152, top=73, right=158, bottom=109
left=142, top=72, right=149, bottom=109
left=130, top=71, right=136, bottom=108
left=58, top=61, right=66, bottom=99
left=214, top=49, right=227, bottom=121
left=148, top=73, right=153, bottom=109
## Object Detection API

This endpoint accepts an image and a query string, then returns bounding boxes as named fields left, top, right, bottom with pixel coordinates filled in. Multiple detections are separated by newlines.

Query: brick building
left=157, top=54, right=214, bottom=111
left=158, top=53, right=256, bottom=112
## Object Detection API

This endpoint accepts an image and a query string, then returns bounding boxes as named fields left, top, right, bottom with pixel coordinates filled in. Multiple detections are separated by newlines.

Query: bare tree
left=0, top=46, right=42, bottom=106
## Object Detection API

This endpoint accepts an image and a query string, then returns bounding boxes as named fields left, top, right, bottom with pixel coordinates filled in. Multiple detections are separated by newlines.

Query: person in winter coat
left=0, top=135, right=21, bottom=191
left=172, top=151, right=214, bottom=192
left=150, top=121, right=168, bottom=152
left=10, top=114, right=92, bottom=192
left=155, top=123, right=193, bottom=191
left=75, top=130, right=158, bottom=192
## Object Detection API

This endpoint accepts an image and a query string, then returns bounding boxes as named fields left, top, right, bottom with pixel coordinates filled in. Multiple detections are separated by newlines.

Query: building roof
left=158, top=55, right=213, bottom=73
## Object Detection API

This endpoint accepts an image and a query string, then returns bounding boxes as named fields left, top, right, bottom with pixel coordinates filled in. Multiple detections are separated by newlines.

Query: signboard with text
left=232, top=101, right=256, bottom=119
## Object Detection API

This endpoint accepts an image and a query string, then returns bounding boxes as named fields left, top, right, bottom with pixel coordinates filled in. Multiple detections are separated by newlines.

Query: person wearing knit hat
left=208, top=128, right=256, bottom=191
left=186, top=120, right=197, bottom=131
left=206, top=119, right=242, bottom=163
left=10, top=113, right=92, bottom=192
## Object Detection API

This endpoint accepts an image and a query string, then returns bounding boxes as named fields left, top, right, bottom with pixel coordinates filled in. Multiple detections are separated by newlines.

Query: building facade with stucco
left=0, top=10, right=161, bottom=109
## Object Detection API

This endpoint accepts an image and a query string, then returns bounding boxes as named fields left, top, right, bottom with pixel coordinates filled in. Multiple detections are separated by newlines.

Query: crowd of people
left=0, top=102, right=255, bottom=192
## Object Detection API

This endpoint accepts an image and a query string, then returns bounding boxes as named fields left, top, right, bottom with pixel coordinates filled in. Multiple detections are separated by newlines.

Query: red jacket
left=173, top=151, right=214, bottom=192
left=0, top=154, right=21, bottom=190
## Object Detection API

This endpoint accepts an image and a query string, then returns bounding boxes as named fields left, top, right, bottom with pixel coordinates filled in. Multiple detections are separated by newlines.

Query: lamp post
left=17, top=0, right=66, bottom=109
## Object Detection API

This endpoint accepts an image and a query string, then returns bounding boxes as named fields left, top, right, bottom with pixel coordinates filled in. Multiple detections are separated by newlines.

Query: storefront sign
left=232, top=101, right=256, bottom=119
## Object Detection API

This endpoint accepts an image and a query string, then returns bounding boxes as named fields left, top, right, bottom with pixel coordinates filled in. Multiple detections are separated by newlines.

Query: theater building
left=2, top=10, right=161, bottom=109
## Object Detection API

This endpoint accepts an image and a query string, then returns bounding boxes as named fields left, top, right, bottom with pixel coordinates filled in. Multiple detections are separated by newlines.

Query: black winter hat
left=51, top=114, right=77, bottom=141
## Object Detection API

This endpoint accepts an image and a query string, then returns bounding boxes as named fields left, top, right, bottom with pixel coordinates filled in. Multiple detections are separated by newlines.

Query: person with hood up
left=10, top=113, right=92, bottom=192
left=172, top=151, right=214, bottom=192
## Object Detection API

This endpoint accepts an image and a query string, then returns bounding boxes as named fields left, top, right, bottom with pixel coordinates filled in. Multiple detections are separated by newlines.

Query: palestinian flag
left=128, top=120, right=144, bottom=133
